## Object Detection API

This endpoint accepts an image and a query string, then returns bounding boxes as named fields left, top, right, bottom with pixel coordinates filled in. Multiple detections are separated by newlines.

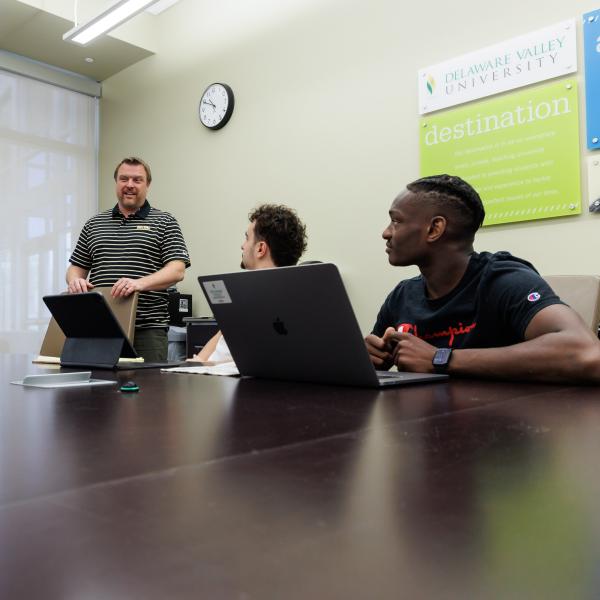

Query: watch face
left=433, top=348, right=452, bottom=366
left=199, top=83, right=234, bottom=130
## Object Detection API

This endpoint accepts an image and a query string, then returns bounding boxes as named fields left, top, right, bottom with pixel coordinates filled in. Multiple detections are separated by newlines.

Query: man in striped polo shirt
left=66, top=157, right=190, bottom=361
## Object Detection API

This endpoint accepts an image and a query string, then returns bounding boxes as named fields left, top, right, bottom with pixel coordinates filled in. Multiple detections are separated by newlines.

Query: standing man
left=193, top=204, right=307, bottom=362
left=365, top=174, right=600, bottom=383
left=66, top=157, right=190, bottom=361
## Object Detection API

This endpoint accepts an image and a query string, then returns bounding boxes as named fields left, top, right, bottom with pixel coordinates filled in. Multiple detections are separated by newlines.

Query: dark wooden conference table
left=1, top=354, right=600, bottom=599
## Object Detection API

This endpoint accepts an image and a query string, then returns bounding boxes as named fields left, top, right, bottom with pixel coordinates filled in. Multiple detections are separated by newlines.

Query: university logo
left=426, top=74, right=436, bottom=95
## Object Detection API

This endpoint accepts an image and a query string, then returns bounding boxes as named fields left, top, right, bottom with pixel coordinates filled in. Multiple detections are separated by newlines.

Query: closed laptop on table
left=198, top=263, right=448, bottom=388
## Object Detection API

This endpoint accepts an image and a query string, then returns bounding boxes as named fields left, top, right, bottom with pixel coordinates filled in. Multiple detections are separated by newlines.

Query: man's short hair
left=113, top=157, right=152, bottom=184
left=407, top=174, right=485, bottom=240
left=249, top=204, right=307, bottom=267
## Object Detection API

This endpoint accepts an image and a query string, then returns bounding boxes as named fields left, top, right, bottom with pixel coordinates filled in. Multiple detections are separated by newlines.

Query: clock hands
left=202, top=99, right=216, bottom=109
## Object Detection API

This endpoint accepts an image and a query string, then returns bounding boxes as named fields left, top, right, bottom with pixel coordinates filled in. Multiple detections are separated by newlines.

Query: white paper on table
left=161, top=361, right=239, bottom=377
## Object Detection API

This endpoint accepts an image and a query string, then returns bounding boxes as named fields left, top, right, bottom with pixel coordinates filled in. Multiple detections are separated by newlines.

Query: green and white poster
left=420, top=79, right=581, bottom=226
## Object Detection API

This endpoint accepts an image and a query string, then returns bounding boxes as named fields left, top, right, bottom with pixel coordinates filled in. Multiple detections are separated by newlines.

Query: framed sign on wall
left=420, top=79, right=581, bottom=226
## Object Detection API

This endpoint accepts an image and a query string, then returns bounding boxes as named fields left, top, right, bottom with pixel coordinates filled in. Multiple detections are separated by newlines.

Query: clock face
left=199, top=83, right=234, bottom=130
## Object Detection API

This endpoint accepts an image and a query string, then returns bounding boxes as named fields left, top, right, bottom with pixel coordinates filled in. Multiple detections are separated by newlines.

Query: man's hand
left=111, top=277, right=144, bottom=298
left=365, top=327, right=397, bottom=368
left=67, top=278, right=94, bottom=294
left=386, top=331, right=437, bottom=373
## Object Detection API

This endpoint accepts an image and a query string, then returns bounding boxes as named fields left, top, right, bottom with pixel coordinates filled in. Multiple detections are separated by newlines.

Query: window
left=0, top=70, right=98, bottom=354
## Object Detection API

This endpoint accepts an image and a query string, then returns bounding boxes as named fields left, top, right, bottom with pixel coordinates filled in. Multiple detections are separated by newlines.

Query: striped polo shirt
left=69, top=200, right=191, bottom=329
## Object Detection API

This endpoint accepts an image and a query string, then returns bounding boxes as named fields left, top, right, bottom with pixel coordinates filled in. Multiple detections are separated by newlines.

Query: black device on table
left=42, top=292, right=184, bottom=370
left=197, top=263, right=448, bottom=388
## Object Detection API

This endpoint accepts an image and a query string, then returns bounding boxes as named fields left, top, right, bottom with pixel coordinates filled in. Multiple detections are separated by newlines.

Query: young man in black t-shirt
left=365, top=174, right=600, bottom=383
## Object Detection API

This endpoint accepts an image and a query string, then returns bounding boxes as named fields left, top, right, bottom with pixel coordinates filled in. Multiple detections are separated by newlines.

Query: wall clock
left=199, top=83, right=234, bottom=130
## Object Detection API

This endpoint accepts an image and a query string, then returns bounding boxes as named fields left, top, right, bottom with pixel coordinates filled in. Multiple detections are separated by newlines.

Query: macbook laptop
left=198, top=263, right=448, bottom=388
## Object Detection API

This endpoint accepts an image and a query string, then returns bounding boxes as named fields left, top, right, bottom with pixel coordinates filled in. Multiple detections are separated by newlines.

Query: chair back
left=543, top=275, right=600, bottom=332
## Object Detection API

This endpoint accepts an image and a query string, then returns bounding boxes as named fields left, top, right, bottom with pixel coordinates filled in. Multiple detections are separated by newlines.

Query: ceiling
left=0, top=0, right=162, bottom=81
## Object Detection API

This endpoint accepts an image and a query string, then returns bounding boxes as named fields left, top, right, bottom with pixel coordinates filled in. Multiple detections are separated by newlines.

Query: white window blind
left=0, top=69, right=98, bottom=354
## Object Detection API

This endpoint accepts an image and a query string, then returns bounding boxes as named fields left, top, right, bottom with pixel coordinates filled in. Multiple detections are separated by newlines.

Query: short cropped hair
left=113, top=157, right=152, bottom=184
left=249, top=204, right=307, bottom=267
left=407, top=174, right=485, bottom=240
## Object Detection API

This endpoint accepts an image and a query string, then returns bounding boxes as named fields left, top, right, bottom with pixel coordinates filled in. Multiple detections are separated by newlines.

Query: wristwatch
left=432, top=348, right=452, bottom=374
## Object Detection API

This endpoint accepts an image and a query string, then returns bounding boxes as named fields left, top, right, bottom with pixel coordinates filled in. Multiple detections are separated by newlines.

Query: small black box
left=184, top=317, right=219, bottom=358
left=168, top=292, right=192, bottom=326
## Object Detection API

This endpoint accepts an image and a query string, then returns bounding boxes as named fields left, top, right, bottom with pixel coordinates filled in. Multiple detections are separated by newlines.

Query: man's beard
left=119, top=194, right=140, bottom=207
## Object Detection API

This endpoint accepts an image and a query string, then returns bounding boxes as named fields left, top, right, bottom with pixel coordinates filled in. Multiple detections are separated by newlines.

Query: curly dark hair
left=249, top=204, right=307, bottom=267
left=407, top=174, right=485, bottom=240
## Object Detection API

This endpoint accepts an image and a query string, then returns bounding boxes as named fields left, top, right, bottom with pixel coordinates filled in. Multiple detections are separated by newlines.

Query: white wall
left=99, top=0, right=600, bottom=332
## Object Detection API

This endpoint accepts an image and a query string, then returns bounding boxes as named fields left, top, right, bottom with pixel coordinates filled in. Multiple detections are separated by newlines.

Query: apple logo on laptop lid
left=272, top=318, right=288, bottom=335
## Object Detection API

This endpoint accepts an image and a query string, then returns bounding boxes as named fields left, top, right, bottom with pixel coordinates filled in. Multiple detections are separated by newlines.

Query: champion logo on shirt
left=396, top=321, right=477, bottom=347
left=527, top=292, right=541, bottom=302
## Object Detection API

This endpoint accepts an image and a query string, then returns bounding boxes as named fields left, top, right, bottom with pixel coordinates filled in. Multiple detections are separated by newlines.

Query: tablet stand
left=61, top=337, right=128, bottom=369
left=42, top=292, right=138, bottom=369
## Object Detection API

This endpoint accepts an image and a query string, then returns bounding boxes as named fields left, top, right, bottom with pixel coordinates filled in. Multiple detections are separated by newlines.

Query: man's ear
left=255, top=240, right=268, bottom=258
left=427, top=215, right=447, bottom=242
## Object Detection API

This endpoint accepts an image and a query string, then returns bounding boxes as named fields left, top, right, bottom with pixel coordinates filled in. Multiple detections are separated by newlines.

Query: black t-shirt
left=372, top=252, right=563, bottom=349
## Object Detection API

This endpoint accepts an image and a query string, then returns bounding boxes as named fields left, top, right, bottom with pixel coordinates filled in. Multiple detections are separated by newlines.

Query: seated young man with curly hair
left=192, top=204, right=308, bottom=363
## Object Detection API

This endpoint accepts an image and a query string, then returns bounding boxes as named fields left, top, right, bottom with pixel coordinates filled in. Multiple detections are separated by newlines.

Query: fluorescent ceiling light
left=63, top=0, right=161, bottom=46
left=146, top=0, right=181, bottom=15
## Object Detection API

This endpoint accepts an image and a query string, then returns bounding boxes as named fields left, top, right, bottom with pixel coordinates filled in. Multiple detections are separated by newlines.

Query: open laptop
left=42, top=292, right=184, bottom=370
left=197, top=264, right=448, bottom=388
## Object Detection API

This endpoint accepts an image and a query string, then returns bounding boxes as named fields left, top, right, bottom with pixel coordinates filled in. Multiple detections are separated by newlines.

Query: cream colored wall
left=100, top=0, right=600, bottom=332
